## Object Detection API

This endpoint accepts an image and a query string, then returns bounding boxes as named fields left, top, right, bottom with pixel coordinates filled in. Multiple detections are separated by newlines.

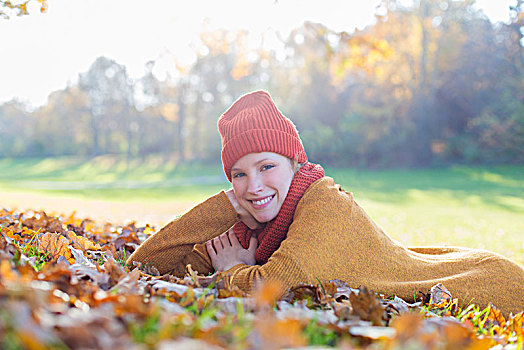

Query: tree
left=78, top=57, right=136, bottom=157
left=32, top=87, right=91, bottom=156
left=0, top=0, right=47, bottom=20
left=0, top=100, right=34, bottom=156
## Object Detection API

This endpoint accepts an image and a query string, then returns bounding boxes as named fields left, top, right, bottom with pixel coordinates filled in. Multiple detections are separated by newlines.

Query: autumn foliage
left=0, top=0, right=47, bottom=19
left=0, top=208, right=522, bottom=349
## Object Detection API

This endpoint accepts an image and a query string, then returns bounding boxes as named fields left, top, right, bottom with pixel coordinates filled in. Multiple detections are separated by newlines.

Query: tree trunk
left=176, top=84, right=187, bottom=162
left=90, top=112, right=100, bottom=157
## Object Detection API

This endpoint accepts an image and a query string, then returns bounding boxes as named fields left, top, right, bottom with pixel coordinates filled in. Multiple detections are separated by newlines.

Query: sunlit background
left=0, top=0, right=523, bottom=259
left=1, top=0, right=522, bottom=166
left=0, top=0, right=514, bottom=107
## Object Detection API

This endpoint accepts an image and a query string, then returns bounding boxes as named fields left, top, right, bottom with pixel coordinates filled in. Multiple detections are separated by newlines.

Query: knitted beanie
left=218, top=90, right=307, bottom=181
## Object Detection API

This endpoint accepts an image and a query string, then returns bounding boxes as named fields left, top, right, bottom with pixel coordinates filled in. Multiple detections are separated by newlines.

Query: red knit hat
left=218, top=90, right=307, bottom=181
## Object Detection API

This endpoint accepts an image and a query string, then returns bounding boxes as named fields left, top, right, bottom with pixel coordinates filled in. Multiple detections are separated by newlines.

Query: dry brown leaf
left=67, top=230, right=101, bottom=251
left=110, top=268, right=141, bottom=294
left=102, top=257, right=127, bottom=288
left=1, top=208, right=520, bottom=349
left=282, top=284, right=322, bottom=306
left=488, top=303, right=506, bottom=327
left=38, top=232, right=72, bottom=262
left=330, top=278, right=359, bottom=301
left=333, top=300, right=353, bottom=321
left=507, top=311, right=523, bottom=341
left=349, top=286, right=386, bottom=326
left=391, top=312, right=425, bottom=341
left=385, top=296, right=422, bottom=315
left=321, top=281, right=338, bottom=296
left=429, top=283, right=452, bottom=304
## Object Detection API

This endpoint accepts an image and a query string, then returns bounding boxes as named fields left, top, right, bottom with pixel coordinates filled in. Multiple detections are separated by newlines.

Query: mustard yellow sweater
left=127, top=177, right=524, bottom=315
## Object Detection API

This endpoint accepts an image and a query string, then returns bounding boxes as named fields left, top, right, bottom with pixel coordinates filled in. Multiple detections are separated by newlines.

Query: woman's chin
left=253, top=212, right=277, bottom=224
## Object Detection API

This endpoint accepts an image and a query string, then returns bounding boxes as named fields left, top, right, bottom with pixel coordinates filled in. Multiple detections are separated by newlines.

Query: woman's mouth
left=250, top=195, right=274, bottom=209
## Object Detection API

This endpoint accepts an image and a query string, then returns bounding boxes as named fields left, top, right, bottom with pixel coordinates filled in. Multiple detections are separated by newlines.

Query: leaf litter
left=0, top=208, right=522, bottom=349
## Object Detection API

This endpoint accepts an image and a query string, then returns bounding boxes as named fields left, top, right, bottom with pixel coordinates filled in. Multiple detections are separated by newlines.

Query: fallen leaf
left=67, top=230, right=101, bottom=251
left=69, top=247, right=95, bottom=267
left=384, top=295, right=421, bottom=315
left=282, top=284, right=322, bottom=306
left=349, top=286, right=386, bottom=326
left=429, top=283, right=452, bottom=304
left=507, top=311, right=523, bottom=341
left=110, top=268, right=141, bottom=294
left=38, top=232, right=71, bottom=260
left=488, top=303, right=506, bottom=327
left=102, top=257, right=127, bottom=288
left=255, top=316, right=306, bottom=349
left=255, top=280, right=282, bottom=308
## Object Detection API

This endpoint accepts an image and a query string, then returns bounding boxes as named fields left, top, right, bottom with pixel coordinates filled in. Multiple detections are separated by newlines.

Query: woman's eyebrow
left=255, top=158, right=272, bottom=165
left=232, top=158, right=273, bottom=172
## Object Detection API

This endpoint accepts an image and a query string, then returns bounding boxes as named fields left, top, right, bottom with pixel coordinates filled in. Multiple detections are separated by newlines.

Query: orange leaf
left=38, top=232, right=71, bottom=259
left=255, top=317, right=306, bottom=348
left=255, top=280, right=282, bottom=308
left=488, top=303, right=506, bottom=327
left=508, top=311, right=523, bottom=341
left=67, top=231, right=101, bottom=251
left=0, top=260, right=18, bottom=282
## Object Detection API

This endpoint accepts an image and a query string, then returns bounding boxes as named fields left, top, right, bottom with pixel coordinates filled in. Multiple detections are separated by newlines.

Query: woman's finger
left=219, top=232, right=231, bottom=247
left=213, top=236, right=223, bottom=250
left=228, top=229, right=241, bottom=247
left=206, top=241, right=217, bottom=268
left=206, top=241, right=216, bottom=256
left=248, top=235, right=258, bottom=253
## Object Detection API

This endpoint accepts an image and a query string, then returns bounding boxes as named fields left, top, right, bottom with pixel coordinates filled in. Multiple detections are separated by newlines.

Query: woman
left=127, top=90, right=524, bottom=315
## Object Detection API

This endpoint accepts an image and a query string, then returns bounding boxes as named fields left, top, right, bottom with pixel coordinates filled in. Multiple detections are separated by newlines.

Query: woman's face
left=231, top=152, right=295, bottom=224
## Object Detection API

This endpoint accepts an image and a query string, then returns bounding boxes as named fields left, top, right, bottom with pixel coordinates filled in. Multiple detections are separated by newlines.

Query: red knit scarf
left=233, top=162, right=325, bottom=265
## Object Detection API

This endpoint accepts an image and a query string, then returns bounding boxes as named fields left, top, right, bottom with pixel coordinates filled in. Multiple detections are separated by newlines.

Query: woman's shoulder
left=308, top=176, right=335, bottom=189
left=305, top=176, right=352, bottom=196
left=298, top=176, right=354, bottom=208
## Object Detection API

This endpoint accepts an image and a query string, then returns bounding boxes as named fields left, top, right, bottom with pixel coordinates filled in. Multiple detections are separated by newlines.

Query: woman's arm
left=208, top=179, right=345, bottom=295
left=126, top=191, right=239, bottom=275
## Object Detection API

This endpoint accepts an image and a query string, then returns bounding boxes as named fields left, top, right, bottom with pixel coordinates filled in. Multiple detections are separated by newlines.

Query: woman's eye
left=232, top=172, right=245, bottom=178
left=262, top=164, right=275, bottom=171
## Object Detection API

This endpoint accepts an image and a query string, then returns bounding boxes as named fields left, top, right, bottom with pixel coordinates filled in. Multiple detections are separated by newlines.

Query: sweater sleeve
left=207, top=178, right=524, bottom=316
left=126, top=191, right=239, bottom=276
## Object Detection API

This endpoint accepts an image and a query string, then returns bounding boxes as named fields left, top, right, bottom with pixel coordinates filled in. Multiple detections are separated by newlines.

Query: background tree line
left=1, top=0, right=523, bottom=167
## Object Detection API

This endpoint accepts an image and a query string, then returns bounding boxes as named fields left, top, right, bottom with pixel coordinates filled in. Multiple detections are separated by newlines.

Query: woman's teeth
left=253, top=196, right=272, bottom=205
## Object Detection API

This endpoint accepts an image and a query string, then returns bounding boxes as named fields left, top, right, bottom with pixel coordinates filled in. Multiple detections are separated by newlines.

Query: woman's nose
left=247, top=175, right=263, bottom=194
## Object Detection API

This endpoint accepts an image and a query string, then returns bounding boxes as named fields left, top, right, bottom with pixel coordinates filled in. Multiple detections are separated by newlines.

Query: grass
left=0, top=155, right=522, bottom=262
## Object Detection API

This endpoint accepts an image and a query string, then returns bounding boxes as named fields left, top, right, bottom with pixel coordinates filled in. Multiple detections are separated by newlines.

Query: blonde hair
left=289, top=156, right=305, bottom=174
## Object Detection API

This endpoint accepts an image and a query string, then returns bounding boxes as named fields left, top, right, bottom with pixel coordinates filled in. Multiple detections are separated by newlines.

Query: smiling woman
left=127, top=90, right=524, bottom=316
left=229, top=152, right=295, bottom=224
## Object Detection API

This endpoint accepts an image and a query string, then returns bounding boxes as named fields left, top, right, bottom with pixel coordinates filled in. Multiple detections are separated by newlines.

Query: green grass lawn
left=1, top=155, right=522, bottom=262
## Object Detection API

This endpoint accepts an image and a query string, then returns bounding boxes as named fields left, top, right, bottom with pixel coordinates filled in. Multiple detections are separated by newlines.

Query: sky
left=0, top=0, right=518, bottom=109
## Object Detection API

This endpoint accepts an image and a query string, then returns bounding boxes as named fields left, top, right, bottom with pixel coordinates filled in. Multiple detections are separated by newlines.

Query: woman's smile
left=249, top=194, right=275, bottom=209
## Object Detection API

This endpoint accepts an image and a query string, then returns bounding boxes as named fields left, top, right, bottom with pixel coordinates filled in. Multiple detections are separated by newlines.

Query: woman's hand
left=226, top=188, right=262, bottom=230
left=206, top=229, right=258, bottom=272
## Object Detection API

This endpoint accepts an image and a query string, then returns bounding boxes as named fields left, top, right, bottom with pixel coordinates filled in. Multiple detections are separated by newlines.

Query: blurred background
left=0, top=0, right=522, bottom=260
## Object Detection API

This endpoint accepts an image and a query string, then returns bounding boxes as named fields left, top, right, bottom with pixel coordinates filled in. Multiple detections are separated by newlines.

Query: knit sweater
left=127, top=177, right=524, bottom=315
